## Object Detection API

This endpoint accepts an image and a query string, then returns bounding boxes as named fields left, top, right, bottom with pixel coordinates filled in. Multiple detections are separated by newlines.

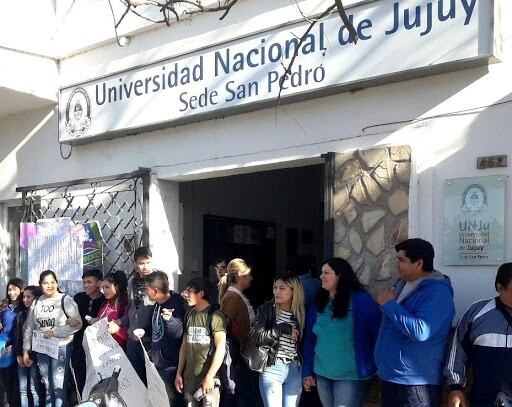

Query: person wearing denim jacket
left=302, top=258, right=381, bottom=407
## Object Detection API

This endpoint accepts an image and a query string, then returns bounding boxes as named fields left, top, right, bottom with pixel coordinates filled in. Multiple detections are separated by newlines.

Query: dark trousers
left=224, top=362, right=262, bottom=407
left=298, top=385, right=322, bottom=407
left=126, top=339, right=147, bottom=386
left=69, top=346, right=86, bottom=403
left=381, top=381, right=441, bottom=407
left=156, top=366, right=183, bottom=407
left=0, top=363, right=20, bottom=407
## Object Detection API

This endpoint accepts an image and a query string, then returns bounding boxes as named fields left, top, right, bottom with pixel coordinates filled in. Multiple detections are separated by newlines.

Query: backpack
left=34, top=293, right=72, bottom=318
left=185, top=306, right=237, bottom=395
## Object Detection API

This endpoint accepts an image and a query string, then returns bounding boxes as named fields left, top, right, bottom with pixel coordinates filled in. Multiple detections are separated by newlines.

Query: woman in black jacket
left=250, top=273, right=305, bottom=407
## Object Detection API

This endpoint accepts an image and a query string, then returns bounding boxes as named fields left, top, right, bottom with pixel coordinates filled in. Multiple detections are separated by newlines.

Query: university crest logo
left=65, top=87, right=91, bottom=138
left=461, top=184, right=487, bottom=214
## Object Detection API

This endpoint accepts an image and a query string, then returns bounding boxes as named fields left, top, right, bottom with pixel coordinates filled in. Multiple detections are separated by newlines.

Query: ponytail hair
left=219, top=258, right=251, bottom=301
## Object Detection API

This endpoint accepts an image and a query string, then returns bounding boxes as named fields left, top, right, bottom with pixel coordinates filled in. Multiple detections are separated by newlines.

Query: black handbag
left=241, top=329, right=269, bottom=373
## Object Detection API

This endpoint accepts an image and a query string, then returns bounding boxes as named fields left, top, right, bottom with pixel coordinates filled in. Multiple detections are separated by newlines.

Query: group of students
left=0, top=270, right=83, bottom=407
left=174, top=241, right=512, bottom=407
left=0, top=239, right=511, bottom=407
left=0, top=267, right=136, bottom=407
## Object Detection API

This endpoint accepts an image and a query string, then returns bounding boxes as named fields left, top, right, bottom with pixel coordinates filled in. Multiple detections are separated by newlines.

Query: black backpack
left=185, top=306, right=237, bottom=395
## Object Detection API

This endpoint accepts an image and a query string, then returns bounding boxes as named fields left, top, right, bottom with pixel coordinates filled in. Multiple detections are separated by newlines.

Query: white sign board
left=59, top=0, right=496, bottom=144
left=32, top=331, right=60, bottom=360
left=443, top=175, right=506, bottom=265
left=82, top=319, right=149, bottom=406
left=27, top=218, right=85, bottom=295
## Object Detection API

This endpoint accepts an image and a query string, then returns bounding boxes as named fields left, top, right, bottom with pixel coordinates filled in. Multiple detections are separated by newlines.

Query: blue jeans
left=316, top=375, right=371, bottom=407
left=380, top=381, right=441, bottom=407
left=37, top=343, right=73, bottom=407
left=259, top=360, right=302, bottom=407
left=19, top=364, right=44, bottom=407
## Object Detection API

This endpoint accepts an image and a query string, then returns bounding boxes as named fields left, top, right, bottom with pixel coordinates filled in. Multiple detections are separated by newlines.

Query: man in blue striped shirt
left=444, top=263, right=512, bottom=407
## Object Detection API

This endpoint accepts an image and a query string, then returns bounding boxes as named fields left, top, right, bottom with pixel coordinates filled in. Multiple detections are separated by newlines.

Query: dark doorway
left=181, top=163, right=324, bottom=302
left=203, top=215, right=276, bottom=307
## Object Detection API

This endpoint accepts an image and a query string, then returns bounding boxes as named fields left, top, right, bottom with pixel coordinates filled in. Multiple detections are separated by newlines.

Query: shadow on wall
left=0, top=108, right=55, bottom=199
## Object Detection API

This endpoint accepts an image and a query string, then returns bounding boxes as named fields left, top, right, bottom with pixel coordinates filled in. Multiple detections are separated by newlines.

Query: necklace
left=99, top=301, right=116, bottom=319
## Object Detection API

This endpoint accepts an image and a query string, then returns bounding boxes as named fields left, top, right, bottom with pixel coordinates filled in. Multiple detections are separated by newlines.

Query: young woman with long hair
left=15, top=285, right=44, bottom=407
left=219, top=258, right=255, bottom=346
left=0, top=277, right=25, bottom=407
left=22, top=270, right=82, bottom=407
left=302, top=258, right=381, bottom=407
left=248, top=273, right=305, bottom=407
left=94, top=271, right=129, bottom=349
left=220, top=258, right=257, bottom=407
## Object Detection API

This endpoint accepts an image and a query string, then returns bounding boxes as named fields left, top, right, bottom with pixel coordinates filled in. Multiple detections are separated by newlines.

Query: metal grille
left=18, top=170, right=150, bottom=274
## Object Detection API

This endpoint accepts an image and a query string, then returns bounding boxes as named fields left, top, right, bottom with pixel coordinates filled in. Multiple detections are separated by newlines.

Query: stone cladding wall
left=333, top=146, right=411, bottom=292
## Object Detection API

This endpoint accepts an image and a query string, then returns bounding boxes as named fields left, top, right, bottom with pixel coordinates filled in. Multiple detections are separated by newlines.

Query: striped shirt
left=276, top=309, right=297, bottom=363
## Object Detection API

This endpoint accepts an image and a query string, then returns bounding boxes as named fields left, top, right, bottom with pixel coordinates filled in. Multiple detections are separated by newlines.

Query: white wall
left=149, top=177, right=182, bottom=290
left=0, top=0, right=511, bottom=316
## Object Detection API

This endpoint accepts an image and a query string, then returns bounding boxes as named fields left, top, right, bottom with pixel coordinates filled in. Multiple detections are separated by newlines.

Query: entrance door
left=203, top=215, right=276, bottom=307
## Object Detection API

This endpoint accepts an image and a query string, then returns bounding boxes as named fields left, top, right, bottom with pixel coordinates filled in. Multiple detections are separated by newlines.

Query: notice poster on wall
left=443, top=175, right=506, bottom=266
left=27, top=218, right=85, bottom=294
left=22, top=218, right=104, bottom=295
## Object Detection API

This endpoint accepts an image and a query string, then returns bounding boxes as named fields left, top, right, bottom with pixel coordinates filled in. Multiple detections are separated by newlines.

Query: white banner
left=82, top=319, right=149, bottom=406
left=59, top=0, right=495, bottom=144
left=32, top=331, right=59, bottom=360
left=142, top=341, right=171, bottom=407
left=27, top=218, right=85, bottom=295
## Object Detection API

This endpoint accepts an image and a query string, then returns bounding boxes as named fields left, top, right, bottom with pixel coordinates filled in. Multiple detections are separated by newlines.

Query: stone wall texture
left=333, top=146, right=411, bottom=293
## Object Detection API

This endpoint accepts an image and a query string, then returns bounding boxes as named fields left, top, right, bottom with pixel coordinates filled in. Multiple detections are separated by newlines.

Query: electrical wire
left=362, top=98, right=512, bottom=133
left=151, top=97, right=512, bottom=170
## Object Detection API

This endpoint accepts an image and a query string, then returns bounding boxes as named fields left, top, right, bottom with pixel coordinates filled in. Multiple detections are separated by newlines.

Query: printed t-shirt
left=184, top=306, right=226, bottom=388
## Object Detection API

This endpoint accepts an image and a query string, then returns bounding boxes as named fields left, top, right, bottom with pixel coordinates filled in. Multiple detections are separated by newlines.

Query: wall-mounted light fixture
left=118, top=36, right=131, bottom=47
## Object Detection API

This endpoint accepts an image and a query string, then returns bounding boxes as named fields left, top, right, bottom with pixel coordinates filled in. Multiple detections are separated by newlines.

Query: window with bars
left=17, top=170, right=150, bottom=276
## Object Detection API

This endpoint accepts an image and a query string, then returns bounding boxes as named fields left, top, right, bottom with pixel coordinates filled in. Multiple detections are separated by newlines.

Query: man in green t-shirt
left=175, top=277, right=227, bottom=407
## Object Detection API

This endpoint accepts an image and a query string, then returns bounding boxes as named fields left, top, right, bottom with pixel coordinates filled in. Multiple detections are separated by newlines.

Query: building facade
left=0, top=0, right=510, bottom=316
